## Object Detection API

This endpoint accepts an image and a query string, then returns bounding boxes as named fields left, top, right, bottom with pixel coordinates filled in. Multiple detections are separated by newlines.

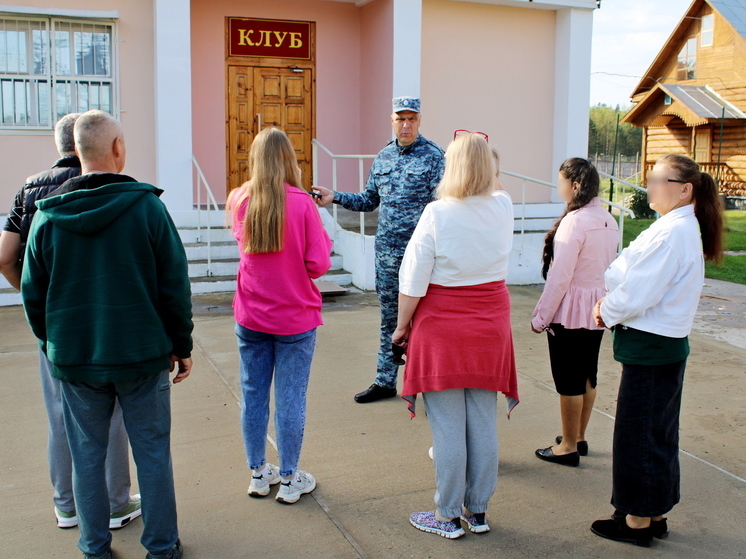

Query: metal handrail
left=312, top=139, right=376, bottom=245
left=501, top=169, right=634, bottom=255
left=312, top=140, right=636, bottom=257
left=192, top=156, right=221, bottom=277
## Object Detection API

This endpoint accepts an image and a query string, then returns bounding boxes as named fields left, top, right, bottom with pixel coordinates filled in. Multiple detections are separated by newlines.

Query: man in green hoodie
left=22, top=110, right=193, bottom=559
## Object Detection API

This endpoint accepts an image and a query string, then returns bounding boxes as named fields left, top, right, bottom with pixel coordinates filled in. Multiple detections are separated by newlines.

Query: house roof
left=710, top=0, right=746, bottom=41
left=666, top=84, right=746, bottom=119
left=630, top=0, right=746, bottom=98
left=622, top=83, right=746, bottom=127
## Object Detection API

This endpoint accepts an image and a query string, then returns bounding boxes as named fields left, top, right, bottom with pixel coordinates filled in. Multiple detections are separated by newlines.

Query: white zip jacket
left=600, top=204, right=704, bottom=338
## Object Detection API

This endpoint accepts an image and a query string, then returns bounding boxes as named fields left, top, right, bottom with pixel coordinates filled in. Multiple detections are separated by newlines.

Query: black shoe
left=535, top=446, right=580, bottom=467
left=591, top=517, right=654, bottom=547
left=555, top=436, right=588, bottom=456
left=613, top=510, right=669, bottom=539
left=354, top=384, right=397, bottom=403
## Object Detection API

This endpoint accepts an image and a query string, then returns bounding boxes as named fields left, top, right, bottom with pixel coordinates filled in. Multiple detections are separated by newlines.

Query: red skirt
left=402, top=281, right=519, bottom=417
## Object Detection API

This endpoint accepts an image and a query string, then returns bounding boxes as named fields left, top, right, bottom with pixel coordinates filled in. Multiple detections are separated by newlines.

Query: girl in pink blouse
left=227, top=128, right=332, bottom=504
left=531, top=158, right=619, bottom=467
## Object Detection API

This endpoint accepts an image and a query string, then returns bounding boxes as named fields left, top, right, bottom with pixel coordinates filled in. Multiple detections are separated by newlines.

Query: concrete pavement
left=1, top=285, right=745, bottom=559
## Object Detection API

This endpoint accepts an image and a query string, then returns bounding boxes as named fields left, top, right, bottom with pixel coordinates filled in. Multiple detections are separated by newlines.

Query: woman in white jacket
left=590, top=154, right=724, bottom=547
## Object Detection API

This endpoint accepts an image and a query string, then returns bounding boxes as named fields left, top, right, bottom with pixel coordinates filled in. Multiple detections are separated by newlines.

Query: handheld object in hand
left=391, top=342, right=406, bottom=366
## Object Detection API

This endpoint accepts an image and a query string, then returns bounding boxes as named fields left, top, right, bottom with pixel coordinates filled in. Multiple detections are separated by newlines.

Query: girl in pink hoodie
left=228, top=128, right=332, bottom=504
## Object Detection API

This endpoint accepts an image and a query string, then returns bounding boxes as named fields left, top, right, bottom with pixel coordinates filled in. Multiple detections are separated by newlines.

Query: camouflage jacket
left=333, top=135, right=445, bottom=247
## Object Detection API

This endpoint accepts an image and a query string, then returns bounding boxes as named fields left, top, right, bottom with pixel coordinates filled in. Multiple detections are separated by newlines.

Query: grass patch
left=724, top=211, right=746, bottom=251
left=619, top=210, right=746, bottom=285
left=705, top=255, right=746, bottom=284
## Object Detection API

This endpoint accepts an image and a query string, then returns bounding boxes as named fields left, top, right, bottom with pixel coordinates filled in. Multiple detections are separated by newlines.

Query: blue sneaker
left=409, top=510, right=465, bottom=539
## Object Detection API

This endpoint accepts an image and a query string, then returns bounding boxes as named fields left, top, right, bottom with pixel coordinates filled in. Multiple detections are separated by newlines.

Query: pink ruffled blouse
left=532, top=198, right=619, bottom=331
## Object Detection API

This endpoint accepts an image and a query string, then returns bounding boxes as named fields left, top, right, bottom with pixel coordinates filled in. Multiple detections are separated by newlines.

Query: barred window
left=0, top=16, right=115, bottom=129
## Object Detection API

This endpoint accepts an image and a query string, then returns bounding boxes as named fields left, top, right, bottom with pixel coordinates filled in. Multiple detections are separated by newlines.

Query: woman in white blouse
left=393, top=133, right=519, bottom=539
left=590, top=154, right=724, bottom=547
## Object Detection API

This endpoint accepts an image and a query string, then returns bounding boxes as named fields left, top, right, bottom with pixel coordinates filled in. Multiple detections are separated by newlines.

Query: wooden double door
left=227, top=65, right=313, bottom=193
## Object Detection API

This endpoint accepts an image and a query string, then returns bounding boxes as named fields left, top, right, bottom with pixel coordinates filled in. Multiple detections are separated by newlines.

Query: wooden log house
left=622, top=0, right=746, bottom=196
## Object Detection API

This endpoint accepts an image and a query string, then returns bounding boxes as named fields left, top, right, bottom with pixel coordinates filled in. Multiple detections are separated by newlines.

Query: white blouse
left=399, top=190, right=514, bottom=297
left=600, top=204, right=705, bottom=338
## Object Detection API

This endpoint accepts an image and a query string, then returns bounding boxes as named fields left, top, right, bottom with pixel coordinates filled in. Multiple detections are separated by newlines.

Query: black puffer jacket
left=19, top=156, right=81, bottom=245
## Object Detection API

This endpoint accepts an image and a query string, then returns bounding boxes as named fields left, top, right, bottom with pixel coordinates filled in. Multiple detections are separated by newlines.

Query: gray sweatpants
left=421, top=388, right=499, bottom=519
left=39, top=349, right=131, bottom=513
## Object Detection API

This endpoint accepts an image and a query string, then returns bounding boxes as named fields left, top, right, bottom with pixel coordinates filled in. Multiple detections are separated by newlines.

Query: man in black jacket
left=0, top=113, right=140, bottom=531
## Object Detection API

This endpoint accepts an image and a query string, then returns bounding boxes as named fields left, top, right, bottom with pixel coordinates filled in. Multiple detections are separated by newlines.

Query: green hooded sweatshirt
left=21, top=182, right=193, bottom=383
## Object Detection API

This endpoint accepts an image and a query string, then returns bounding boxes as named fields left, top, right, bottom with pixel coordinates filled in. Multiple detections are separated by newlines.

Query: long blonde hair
left=228, top=128, right=302, bottom=253
left=436, top=133, right=496, bottom=199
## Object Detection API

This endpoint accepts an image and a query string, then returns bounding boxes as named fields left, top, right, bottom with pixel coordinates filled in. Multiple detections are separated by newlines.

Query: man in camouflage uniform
left=315, top=97, right=445, bottom=403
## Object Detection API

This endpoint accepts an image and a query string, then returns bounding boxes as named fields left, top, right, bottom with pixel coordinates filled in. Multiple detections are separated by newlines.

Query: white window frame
left=0, top=12, right=118, bottom=132
left=701, top=14, right=714, bottom=48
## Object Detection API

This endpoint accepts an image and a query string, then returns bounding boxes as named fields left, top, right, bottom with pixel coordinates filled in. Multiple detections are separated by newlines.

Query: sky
left=590, top=0, right=695, bottom=108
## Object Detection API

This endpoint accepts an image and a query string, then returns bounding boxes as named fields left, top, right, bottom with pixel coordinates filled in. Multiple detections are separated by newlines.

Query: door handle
left=256, top=113, right=262, bottom=131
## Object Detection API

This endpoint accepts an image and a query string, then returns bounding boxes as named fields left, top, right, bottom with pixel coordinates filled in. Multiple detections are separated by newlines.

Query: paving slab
left=1, top=283, right=745, bottom=559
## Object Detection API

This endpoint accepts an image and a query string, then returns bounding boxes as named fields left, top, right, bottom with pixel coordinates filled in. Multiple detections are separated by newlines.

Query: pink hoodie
left=232, top=184, right=333, bottom=335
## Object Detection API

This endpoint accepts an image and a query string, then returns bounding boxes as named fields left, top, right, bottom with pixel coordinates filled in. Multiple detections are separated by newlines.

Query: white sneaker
left=54, top=506, right=78, bottom=528
left=109, top=494, right=142, bottom=529
left=248, top=463, right=281, bottom=497
left=275, top=470, right=316, bottom=504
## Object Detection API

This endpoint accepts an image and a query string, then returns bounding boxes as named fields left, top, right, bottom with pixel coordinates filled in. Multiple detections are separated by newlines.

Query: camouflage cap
left=392, top=97, right=420, bottom=113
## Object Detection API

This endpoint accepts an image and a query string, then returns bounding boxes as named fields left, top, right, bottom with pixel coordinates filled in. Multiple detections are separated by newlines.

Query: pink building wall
left=0, top=0, right=155, bottom=208
left=421, top=0, right=557, bottom=203
left=191, top=0, right=387, bottom=202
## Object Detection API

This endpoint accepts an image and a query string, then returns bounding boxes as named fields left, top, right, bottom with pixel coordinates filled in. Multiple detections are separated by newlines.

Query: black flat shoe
left=613, top=510, right=669, bottom=539
left=555, top=436, right=588, bottom=456
left=591, top=517, right=654, bottom=547
left=535, top=446, right=580, bottom=467
left=354, top=384, right=397, bottom=403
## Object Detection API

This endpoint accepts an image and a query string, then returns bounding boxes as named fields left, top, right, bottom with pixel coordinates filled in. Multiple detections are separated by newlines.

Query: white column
left=552, top=7, right=594, bottom=199
left=392, top=0, right=422, bottom=98
left=154, top=0, right=193, bottom=220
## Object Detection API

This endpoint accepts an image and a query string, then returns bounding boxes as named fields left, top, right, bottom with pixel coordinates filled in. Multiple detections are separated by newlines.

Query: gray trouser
left=39, top=349, right=131, bottom=513
left=422, top=388, right=499, bottom=519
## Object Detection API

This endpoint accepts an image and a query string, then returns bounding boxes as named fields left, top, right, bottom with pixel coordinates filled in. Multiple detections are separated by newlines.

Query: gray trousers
left=39, top=349, right=131, bottom=513
left=422, top=388, right=499, bottom=519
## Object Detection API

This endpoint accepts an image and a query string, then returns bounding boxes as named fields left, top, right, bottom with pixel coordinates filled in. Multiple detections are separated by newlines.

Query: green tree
left=588, top=104, right=642, bottom=157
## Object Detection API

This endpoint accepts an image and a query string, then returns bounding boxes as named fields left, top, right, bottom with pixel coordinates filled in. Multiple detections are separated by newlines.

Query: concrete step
left=512, top=217, right=555, bottom=233
left=188, top=270, right=352, bottom=297
left=178, top=226, right=234, bottom=244
left=183, top=241, right=239, bottom=261
left=318, top=268, right=352, bottom=287
left=190, top=275, right=236, bottom=295
left=0, top=288, right=21, bottom=307
left=188, top=259, right=238, bottom=278
left=330, top=254, right=343, bottom=271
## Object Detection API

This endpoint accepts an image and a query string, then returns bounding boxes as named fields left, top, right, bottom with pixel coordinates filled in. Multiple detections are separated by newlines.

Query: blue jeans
left=60, top=370, right=179, bottom=558
left=236, top=324, right=316, bottom=478
left=39, top=349, right=131, bottom=514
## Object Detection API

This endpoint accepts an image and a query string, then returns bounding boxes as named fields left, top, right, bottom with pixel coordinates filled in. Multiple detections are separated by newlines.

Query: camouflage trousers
left=373, top=248, right=405, bottom=390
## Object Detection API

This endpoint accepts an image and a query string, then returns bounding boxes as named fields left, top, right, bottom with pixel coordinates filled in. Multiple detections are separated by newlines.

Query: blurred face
left=557, top=171, right=578, bottom=204
left=646, top=162, right=693, bottom=215
left=392, top=111, right=421, bottom=146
